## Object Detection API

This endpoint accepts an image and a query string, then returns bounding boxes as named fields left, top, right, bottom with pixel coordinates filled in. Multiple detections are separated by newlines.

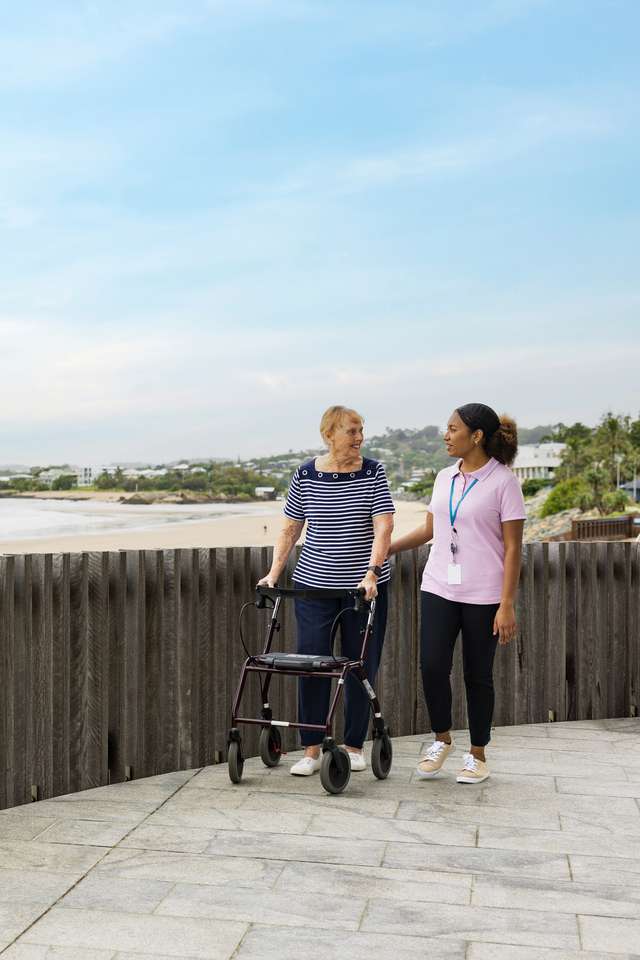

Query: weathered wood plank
left=68, top=553, right=88, bottom=793
left=630, top=542, right=640, bottom=716
left=513, top=545, right=532, bottom=724
left=593, top=542, right=609, bottom=719
left=123, top=550, right=145, bottom=780
left=107, top=552, right=126, bottom=784
left=609, top=542, right=628, bottom=719
left=52, top=553, right=71, bottom=796
left=87, top=552, right=109, bottom=788
left=143, top=551, right=162, bottom=777
left=0, top=557, right=15, bottom=807
left=546, top=542, right=566, bottom=722
left=177, top=549, right=195, bottom=771
left=564, top=541, right=578, bottom=721
left=211, top=547, right=230, bottom=759
left=578, top=542, right=597, bottom=719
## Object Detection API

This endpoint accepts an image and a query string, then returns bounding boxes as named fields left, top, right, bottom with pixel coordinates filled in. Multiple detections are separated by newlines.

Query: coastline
left=0, top=500, right=427, bottom=554
left=9, top=490, right=261, bottom=505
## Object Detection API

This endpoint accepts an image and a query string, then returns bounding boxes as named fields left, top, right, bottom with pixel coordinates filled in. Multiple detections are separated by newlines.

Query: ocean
left=0, top=497, right=276, bottom=544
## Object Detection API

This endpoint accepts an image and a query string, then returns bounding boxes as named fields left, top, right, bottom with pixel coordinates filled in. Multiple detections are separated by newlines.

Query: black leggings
left=420, top=591, right=499, bottom=748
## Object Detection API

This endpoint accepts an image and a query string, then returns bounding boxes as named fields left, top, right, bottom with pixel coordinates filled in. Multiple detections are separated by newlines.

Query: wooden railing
left=1, top=543, right=639, bottom=810
left=572, top=515, right=637, bottom=541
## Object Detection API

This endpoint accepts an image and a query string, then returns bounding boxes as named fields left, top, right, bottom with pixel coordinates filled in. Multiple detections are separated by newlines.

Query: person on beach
left=389, top=403, right=525, bottom=784
left=258, top=405, right=395, bottom=776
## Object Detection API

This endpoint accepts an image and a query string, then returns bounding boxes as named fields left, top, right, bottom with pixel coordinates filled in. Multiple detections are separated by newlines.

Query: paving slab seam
left=473, top=836, right=640, bottom=862
left=0, top=767, right=203, bottom=956
left=246, top=918, right=584, bottom=952
left=247, top=919, right=470, bottom=945
left=105, top=841, right=482, bottom=879
left=356, top=896, right=371, bottom=931
left=227, top=922, right=253, bottom=960
left=109, top=846, right=393, bottom=872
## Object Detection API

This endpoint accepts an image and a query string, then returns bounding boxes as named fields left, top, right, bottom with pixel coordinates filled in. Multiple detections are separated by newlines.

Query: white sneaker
left=290, top=755, right=321, bottom=776
left=346, top=750, right=366, bottom=772
left=456, top=752, right=489, bottom=784
left=416, top=738, right=455, bottom=779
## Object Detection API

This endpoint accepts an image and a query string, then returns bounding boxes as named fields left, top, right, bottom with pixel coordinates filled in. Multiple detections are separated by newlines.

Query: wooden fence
left=572, top=515, right=638, bottom=541
left=1, top=543, right=639, bottom=810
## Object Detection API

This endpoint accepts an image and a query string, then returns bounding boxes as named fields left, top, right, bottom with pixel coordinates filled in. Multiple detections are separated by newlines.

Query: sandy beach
left=0, top=499, right=427, bottom=554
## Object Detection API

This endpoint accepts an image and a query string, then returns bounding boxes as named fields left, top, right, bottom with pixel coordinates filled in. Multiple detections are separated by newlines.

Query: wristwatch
left=367, top=565, right=383, bottom=577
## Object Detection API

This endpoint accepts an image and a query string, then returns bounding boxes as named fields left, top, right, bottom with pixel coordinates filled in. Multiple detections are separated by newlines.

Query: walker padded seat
left=253, top=652, right=350, bottom=671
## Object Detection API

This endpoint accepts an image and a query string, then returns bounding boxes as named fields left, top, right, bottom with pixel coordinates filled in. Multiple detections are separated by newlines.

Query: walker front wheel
left=320, top=747, right=351, bottom=795
left=259, top=726, right=282, bottom=767
left=228, top=741, right=244, bottom=783
left=371, top=730, right=393, bottom=780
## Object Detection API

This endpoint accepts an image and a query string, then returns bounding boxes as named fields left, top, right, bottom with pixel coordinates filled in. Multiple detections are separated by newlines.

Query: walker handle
left=255, top=586, right=368, bottom=614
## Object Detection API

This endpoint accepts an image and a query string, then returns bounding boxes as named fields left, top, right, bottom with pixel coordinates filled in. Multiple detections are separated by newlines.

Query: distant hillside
left=518, top=425, right=558, bottom=444
left=362, top=423, right=557, bottom=486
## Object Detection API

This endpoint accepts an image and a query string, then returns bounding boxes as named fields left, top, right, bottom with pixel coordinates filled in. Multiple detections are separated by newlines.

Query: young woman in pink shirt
left=389, top=403, right=526, bottom=784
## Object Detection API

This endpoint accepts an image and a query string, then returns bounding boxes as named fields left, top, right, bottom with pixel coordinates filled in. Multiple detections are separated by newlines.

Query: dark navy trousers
left=293, top=583, right=389, bottom=748
left=420, top=590, right=499, bottom=747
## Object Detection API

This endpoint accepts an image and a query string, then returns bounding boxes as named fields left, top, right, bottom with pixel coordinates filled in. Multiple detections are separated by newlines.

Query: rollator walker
left=227, top=585, right=393, bottom=794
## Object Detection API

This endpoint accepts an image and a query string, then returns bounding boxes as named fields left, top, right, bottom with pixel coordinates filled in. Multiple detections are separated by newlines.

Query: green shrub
left=408, top=478, right=434, bottom=498
left=540, top=477, right=588, bottom=517
left=522, top=478, right=553, bottom=498
left=52, top=474, right=77, bottom=491
left=602, top=490, right=632, bottom=515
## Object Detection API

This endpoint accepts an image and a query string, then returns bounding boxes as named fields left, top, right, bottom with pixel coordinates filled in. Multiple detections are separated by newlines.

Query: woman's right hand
left=257, top=573, right=277, bottom=588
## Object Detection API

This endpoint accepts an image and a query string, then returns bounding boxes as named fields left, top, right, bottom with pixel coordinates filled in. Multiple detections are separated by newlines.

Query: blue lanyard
left=449, top=475, right=479, bottom=529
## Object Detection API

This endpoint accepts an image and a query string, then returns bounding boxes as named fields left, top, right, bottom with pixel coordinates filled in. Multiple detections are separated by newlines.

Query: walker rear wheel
left=371, top=730, right=393, bottom=780
left=320, top=747, right=351, bottom=795
left=228, top=740, right=244, bottom=783
left=259, top=726, right=282, bottom=767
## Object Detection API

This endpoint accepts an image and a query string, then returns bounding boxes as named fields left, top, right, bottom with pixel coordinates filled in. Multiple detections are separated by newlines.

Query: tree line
left=536, top=413, right=640, bottom=517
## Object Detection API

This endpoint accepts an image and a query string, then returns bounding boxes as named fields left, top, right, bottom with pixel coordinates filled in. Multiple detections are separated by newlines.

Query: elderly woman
left=258, top=405, right=395, bottom=776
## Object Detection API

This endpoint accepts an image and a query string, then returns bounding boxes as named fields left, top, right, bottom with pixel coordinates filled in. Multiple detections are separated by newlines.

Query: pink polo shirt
left=421, top=458, right=526, bottom=605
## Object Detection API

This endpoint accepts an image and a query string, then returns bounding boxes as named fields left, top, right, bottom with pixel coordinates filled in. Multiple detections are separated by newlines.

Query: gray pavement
left=1, top=718, right=640, bottom=959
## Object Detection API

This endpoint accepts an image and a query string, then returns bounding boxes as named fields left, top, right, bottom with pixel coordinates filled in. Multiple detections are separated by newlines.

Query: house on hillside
left=75, top=466, right=95, bottom=487
left=620, top=480, right=640, bottom=503
left=38, top=468, right=68, bottom=487
left=512, top=443, right=566, bottom=484
left=255, top=486, right=276, bottom=500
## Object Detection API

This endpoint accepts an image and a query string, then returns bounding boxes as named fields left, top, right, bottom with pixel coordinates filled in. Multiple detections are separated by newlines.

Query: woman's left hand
left=357, top=571, right=378, bottom=601
left=493, top=601, right=517, bottom=645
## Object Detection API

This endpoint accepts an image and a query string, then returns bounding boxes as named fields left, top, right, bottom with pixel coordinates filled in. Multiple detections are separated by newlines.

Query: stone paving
left=1, top=718, right=640, bottom=959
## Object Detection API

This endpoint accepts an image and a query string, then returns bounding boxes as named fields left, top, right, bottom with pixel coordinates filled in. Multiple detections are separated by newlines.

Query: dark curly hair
left=456, top=403, right=518, bottom=467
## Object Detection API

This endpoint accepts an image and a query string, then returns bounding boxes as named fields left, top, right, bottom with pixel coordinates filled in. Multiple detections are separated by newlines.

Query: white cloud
left=0, top=0, right=554, bottom=91
left=0, top=6, right=195, bottom=90
left=1, top=302, right=637, bottom=461
left=271, top=96, right=614, bottom=199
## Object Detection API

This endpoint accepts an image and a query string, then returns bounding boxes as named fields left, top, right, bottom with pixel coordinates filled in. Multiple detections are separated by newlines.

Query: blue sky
left=1, top=0, right=638, bottom=462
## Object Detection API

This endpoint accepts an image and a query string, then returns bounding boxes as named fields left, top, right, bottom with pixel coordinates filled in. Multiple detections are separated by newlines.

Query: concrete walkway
left=1, top=718, right=640, bottom=959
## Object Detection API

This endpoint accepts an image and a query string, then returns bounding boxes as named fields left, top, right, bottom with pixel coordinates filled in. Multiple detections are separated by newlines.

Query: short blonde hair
left=319, top=405, right=364, bottom=443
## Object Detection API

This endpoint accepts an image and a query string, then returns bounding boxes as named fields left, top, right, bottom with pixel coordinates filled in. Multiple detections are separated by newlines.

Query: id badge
left=447, top=563, right=462, bottom=585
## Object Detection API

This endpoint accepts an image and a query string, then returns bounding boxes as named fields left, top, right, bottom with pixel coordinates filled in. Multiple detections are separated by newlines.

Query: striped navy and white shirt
left=284, top=457, right=395, bottom=589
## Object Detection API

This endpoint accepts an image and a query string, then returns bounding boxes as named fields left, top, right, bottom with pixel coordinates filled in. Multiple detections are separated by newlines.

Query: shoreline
left=7, top=490, right=271, bottom=505
left=0, top=500, right=428, bottom=554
